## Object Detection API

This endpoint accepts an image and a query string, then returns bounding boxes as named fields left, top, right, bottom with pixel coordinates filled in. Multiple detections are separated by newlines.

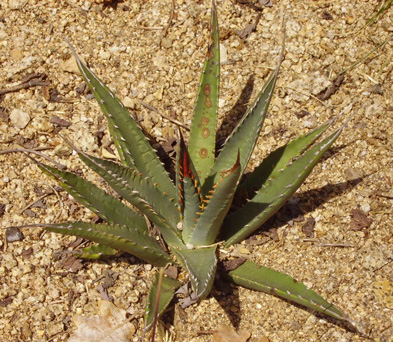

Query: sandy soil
left=0, top=0, right=392, bottom=341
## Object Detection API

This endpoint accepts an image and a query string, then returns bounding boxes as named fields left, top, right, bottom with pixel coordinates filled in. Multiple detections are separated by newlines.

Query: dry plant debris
left=212, top=325, right=251, bottom=342
left=67, top=300, right=136, bottom=342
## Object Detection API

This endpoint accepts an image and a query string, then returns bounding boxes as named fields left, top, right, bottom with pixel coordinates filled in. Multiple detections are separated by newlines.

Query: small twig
left=373, top=258, right=393, bottom=272
left=376, top=192, right=393, bottom=199
left=139, top=100, right=190, bottom=131
left=285, top=86, right=328, bottom=106
left=303, top=239, right=355, bottom=248
left=158, top=0, right=176, bottom=47
left=19, top=192, right=53, bottom=215
left=316, top=243, right=355, bottom=248
left=0, top=148, right=66, bottom=169
left=338, top=33, right=393, bottom=76
left=130, top=26, right=164, bottom=31
left=49, top=184, right=64, bottom=223
left=0, top=78, right=50, bottom=96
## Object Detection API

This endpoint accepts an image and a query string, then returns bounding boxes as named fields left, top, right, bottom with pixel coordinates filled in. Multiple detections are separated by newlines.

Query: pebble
left=122, top=96, right=136, bottom=108
left=6, top=227, right=24, bottom=242
left=161, top=37, right=173, bottom=49
left=10, top=108, right=30, bottom=129
left=220, top=43, right=228, bottom=64
left=99, top=50, right=111, bottom=60
left=59, top=56, right=80, bottom=74
left=10, top=48, right=24, bottom=61
left=8, top=0, right=28, bottom=10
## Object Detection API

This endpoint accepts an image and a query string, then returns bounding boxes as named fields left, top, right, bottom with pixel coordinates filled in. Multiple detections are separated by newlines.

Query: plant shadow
left=213, top=177, right=363, bottom=330
left=216, top=74, right=255, bottom=152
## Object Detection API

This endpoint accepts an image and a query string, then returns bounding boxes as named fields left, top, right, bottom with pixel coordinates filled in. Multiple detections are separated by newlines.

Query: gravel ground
left=0, top=0, right=392, bottom=341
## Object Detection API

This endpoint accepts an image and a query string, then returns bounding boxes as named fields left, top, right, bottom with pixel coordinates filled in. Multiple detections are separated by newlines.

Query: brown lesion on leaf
left=206, top=44, right=215, bottom=59
left=204, top=84, right=211, bottom=96
left=205, top=96, right=212, bottom=108
left=201, top=116, right=209, bottom=125
left=199, top=148, right=208, bottom=158
left=201, top=127, right=210, bottom=138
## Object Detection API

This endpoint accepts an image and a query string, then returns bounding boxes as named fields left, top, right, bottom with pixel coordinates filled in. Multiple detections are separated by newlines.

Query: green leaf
left=227, top=260, right=351, bottom=324
left=187, top=154, right=241, bottom=246
left=77, top=153, right=184, bottom=248
left=144, top=272, right=181, bottom=332
left=239, top=120, right=332, bottom=194
left=203, top=54, right=281, bottom=193
left=188, top=0, right=220, bottom=183
left=38, top=162, right=148, bottom=233
left=42, top=221, right=172, bottom=267
left=75, top=244, right=118, bottom=260
left=223, top=127, right=343, bottom=246
left=176, top=132, right=203, bottom=243
left=67, top=41, right=177, bottom=200
left=173, top=245, right=217, bottom=301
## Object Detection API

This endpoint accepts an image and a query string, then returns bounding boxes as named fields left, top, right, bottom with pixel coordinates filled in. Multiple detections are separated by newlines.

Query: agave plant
left=25, top=0, right=356, bottom=334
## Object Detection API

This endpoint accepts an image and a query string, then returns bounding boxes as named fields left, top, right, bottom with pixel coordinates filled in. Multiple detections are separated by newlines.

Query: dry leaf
left=350, top=208, right=373, bottom=231
left=67, top=301, right=135, bottom=342
left=302, top=217, right=315, bottom=238
left=213, top=325, right=251, bottom=342
left=316, top=75, right=345, bottom=100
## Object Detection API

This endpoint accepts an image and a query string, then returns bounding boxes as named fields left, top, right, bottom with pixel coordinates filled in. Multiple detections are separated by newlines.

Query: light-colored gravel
left=0, top=0, right=392, bottom=341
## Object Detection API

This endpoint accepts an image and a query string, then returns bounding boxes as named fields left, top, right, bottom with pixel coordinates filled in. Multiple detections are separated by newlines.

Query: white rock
left=10, top=109, right=30, bottom=129
left=8, top=0, right=28, bottom=10
left=122, top=96, right=136, bottom=108
left=220, top=43, right=228, bottom=64
left=0, top=30, right=7, bottom=39
left=303, top=120, right=314, bottom=128
left=59, top=56, right=80, bottom=74
left=99, top=51, right=111, bottom=60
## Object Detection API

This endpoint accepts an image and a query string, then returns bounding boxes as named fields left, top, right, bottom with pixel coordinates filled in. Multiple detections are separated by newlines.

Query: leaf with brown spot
left=213, top=325, right=251, bottom=342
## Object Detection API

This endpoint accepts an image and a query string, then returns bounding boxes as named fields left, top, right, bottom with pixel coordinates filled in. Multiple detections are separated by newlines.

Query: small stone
left=161, top=37, right=173, bottom=49
left=10, top=109, right=30, bottom=129
left=122, top=96, right=136, bottom=108
left=101, top=147, right=117, bottom=160
left=220, top=43, right=228, bottom=64
left=8, top=0, right=28, bottom=10
left=302, top=120, right=314, bottom=128
left=153, top=85, right=164, bottom=100
left=32, top=117, right=54, bottom=133
left=10, top=49, right=24, bottom=61
left=6, top=227, right=24, bottom=242
left=59, top=56, right=80, bottom=74
left=99, top=51, right=110, bottom=60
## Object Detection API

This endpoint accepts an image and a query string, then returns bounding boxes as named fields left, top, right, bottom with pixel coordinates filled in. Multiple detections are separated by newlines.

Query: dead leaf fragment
left=50, top=115, right=72, bottom=128
left=213, top=325, right=251, bottom=342
left=222, top=257, right=247, bottom=272
left=67, top=301, right=135, bottom=342
left=316, top=75, right=345, bottom=100
left=57, top=255, right=84, bottom=273
left=350, top=208, right=373, bottom=231
left=236, top=13, right=262, bottom=39
left=97, top=270, right=119, bottom=301
left=302, top=217, right=315, bottom=238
